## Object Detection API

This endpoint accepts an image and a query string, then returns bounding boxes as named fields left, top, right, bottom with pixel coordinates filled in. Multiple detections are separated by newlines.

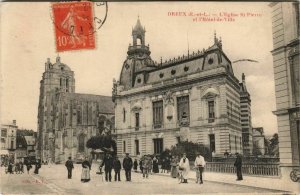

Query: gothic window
left=78, top=134, right=85, bottom=152
left=66, top=78, right=69, bottom=89
left=153, top=138, right=163, bottom=154
left=135, top=113, right=140, bottom=130
left=208, top=100, right=215, bottom=123
left=177, top=96, right=190, bottom=125
left=153, top=101, right=163, bottom=128
left=77, top=109, right=82, bottom=124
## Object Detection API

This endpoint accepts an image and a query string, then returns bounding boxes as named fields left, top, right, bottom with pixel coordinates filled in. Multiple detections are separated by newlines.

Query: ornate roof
left=132, top=17, right=145, bottom=33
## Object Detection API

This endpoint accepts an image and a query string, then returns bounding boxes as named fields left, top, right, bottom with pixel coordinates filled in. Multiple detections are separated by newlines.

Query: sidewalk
left=157, top=170, right=300, bottom=193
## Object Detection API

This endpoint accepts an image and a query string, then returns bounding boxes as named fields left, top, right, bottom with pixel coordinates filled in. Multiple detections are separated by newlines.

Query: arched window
left=78, top=134, right=85, bottom=152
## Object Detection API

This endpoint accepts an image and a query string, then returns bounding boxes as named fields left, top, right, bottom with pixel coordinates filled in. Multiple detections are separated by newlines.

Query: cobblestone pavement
left=0, top=164, right=288, bottom=195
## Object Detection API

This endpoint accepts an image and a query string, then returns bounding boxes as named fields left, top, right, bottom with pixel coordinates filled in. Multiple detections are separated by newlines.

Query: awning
left=0, top=150, right=9, bottom=155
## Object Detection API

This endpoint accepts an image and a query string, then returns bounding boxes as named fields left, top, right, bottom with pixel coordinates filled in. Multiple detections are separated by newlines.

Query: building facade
left=113, top=19, right=248, bottom=158
left=37, top=57, right=114, bottom=163
left=269, top=2, right=300, bottom=177
left=239, top=73, right=253, bottom=155
left=1, top=120, right=18, bottom=161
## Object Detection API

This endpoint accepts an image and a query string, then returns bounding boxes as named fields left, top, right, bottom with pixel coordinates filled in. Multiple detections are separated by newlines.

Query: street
left=0, top=164, right=287, bottom=194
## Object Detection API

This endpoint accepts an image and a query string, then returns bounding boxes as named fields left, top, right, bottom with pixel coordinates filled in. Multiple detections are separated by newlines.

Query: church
left=36, top=56, right=114, bottom=163
left=112, top=18, right=252, bottom=157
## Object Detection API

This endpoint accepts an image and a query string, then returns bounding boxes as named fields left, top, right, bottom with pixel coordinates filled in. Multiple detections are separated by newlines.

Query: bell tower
left=132, top=16, right=145, bottom=46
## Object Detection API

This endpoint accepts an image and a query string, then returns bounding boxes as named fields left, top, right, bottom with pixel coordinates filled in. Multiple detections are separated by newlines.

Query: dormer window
left=184, top=66, right=189, bottom=72
left=171, top=69, right=176, bottom=75
left=137, top=78, right=142, bottom=83
left=208, top=58, right=214, bottom=65
left=159, top=73, right=164, bottom=78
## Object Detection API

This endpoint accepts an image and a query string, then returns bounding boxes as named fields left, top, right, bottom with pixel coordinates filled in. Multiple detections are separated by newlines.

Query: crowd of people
left=3, top=158, right=42, bottom=175
left=63, top=151, right=216, bottom=185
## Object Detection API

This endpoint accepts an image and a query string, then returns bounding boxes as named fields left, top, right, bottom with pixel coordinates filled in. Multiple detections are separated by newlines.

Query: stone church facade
left=37, top=57, right=114, bottom=163
left=113, top=18, right=250, bottom=158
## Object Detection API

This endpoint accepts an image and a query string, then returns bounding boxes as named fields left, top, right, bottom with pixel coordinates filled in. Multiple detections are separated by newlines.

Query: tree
left=86, top=134, right=117, bottom=155
left=166, top=141, right=211, bottom=161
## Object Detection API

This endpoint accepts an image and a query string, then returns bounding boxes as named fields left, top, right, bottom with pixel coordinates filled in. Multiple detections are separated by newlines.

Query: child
left=133, top=159, right=138, bottom=172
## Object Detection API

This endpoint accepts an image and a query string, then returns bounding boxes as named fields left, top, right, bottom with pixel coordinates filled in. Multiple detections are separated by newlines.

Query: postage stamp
left=52, top=2, right=95, bottom=52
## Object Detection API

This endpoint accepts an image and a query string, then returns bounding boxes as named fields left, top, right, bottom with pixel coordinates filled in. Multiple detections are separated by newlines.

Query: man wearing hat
left=234, top=152, right=243, bottom=181
left=122, top=153, right=133, bottom=181
left=194, top=152, right=206, bottom=184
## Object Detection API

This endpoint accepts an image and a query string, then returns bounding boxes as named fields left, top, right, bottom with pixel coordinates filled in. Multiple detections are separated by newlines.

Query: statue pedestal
left=180, top=127, right=190, bottom=141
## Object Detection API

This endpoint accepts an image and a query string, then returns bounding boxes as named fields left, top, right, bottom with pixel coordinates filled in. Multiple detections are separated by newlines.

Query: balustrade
left=204, top=162, right=280, bottom=176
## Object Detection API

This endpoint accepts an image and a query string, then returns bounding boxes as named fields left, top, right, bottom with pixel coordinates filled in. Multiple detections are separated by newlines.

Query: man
left=178, top=153, right=190, bottom=183
left=113, top=156, right=121, bottom=181
left=122, top=153, right=133, bottom=181
left=194, top=152, right=206, bottom=184
left=100, top=153, right=114, bottom=182
left=65, top=157, right=74, bottom=179
left=234, top=153, right=243, bottom=181
left=142, top=155, right=151, bottom=179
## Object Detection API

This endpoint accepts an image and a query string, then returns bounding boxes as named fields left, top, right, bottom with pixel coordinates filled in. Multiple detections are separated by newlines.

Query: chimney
left=12, top=120, right=16, bottom=126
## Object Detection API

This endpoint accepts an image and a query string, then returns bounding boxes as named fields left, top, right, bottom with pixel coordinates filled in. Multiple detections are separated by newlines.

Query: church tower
left=37, top=56, right=75, bottom=160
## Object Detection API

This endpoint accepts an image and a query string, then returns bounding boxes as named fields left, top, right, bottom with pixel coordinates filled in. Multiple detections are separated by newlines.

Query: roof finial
left=56, top=53, right=60, bottom=63
left=187, top=31, right=190, bottom=58
left=242, top=73, right=245, bottom=81
left=214, top=30, right=217, bottom=44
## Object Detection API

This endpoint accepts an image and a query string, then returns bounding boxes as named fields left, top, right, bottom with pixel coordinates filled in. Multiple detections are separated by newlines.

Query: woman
left=178, top=153, right=190, bottom=183
left=152, top=156, right=159, bottom=173
left=170, top=156, right=178, bottom=178
left=34, top=160, right=41, bottom=174
left=81, top=157, right=91, bottom=182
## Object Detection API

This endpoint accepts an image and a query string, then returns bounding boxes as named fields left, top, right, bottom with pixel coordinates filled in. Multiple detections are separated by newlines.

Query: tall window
left=135, top=113, right=140, bottom=130
left=208, top=100, right=215, bottom=123
left=11, top=140, right=14, bottom=149
left=153, top=138, right=163, bottom=154
left=60, top=78, right=62, bottom=87
left=78, top=134, right=85, bottom=152
left=77, top=110, right=82, bottom=124
left=177, top=96, right=190, bottom=126
left=229, top=134, right=231, bottom=152
left=209, top=134, right=215, bottom=152
left=135, top=140, right=139, bottom=155
left=123, top=108, right=126, bottom=123
left=235, top=136, right=237, bottom=152
left=66, top=78, right=69, bottom=89
left=123, top=141, right=126, bottom=153
left=153, top=101, right=163, bottom=128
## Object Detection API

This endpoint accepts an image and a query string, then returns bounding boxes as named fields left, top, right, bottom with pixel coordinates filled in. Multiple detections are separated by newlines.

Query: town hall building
left=112, top=18, right=251, bottom=157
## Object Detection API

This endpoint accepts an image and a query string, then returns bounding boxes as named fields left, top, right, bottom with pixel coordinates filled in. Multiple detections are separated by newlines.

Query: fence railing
left=204, top=162, right=280, bottom=177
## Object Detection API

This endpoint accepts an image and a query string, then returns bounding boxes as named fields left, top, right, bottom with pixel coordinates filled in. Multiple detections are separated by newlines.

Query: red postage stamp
left=52, top=2, right=95, bottom=52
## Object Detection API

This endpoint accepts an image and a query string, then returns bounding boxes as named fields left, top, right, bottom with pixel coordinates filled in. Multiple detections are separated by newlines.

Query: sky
left=0, top=2, right=277, bottom=135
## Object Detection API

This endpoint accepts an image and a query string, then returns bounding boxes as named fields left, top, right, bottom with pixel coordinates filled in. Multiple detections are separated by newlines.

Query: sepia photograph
left=0, top=1, right=299, bottom=194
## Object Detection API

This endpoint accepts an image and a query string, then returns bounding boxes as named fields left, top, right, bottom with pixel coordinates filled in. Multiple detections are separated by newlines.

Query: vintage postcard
left=0, top=1, right=299, bottom=195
